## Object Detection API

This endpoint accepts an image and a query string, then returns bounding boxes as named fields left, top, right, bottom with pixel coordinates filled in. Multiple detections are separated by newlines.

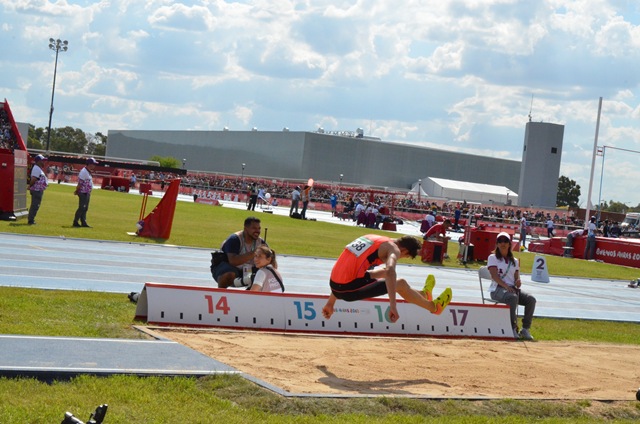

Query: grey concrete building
left=106, top=128, right=562, bottom=207
left=107, top=129, right=519, bottom=189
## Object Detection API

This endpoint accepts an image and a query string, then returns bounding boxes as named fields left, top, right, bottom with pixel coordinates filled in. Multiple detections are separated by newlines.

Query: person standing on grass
left=247, top=183, right=259, bottom=211
left=73, top=157, right=98, bottom=228
left=519, top=215, right=528, bottom=249
left=300, top=184, right=311, bottom=219
left=546, top=217, right=555, bottom=238
left=322, top=234, right=452, bottom=323
left=330, top=192, right=338, bottom=216
left=289, top=186, right=301, bottom=216
left=584, top=216, right=598, bottom=260
left=27, top=154, right=48, bottom=225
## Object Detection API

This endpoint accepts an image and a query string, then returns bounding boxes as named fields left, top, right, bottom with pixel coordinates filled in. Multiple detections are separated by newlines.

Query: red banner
left=529, top=236, right=640, bottom=268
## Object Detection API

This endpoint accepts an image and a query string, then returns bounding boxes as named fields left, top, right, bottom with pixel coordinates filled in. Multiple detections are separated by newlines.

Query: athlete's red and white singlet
left=330, top=235, right=390, bottom=284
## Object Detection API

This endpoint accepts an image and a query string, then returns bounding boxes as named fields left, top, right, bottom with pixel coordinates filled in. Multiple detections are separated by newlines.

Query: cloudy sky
left=2, top=0, right=640, bottom=208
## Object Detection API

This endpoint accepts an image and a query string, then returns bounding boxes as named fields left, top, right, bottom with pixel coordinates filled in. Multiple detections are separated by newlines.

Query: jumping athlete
left=322, top=234, right=452, bottom=323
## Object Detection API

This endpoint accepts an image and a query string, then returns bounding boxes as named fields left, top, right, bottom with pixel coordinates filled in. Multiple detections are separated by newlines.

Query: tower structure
left=518, top=122, right=565, bottom=208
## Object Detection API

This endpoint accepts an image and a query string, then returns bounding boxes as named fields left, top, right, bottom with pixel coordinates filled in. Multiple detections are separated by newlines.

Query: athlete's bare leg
left=322, top=293, right=337, bottom=319
left=396, top=279, right=439, bottom=312
left=396, top=279, right=452, bottom=315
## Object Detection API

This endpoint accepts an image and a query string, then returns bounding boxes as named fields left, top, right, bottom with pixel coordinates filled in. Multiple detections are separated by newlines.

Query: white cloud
left=234, top=104, right=254, bottom=125
left=2, top=0, right=640, bottom=206
left=148, top=4, right=215, bottom=32
left=594, top=16, right=640, bottom=57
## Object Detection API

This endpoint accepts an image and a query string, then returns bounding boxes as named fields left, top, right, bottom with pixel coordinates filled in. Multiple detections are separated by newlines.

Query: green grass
left=2, top=184, right=640, bottom=423
left=2, top=373, right=640, bottom=423
left=0, top=288, right=144, bottom=338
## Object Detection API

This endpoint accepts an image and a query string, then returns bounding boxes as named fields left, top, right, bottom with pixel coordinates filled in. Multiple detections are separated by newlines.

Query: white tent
left=408, top=181, right=429, bottom=198
left=419, top=177, right=518, bottom=205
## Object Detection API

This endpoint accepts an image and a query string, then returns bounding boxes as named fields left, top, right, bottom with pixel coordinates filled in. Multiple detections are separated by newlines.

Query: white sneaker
left=519, top=328, right=534, bottom=341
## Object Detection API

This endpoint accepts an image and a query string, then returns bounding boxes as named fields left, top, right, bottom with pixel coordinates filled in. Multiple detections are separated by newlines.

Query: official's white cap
left=496, top=231, right=511, bottom=241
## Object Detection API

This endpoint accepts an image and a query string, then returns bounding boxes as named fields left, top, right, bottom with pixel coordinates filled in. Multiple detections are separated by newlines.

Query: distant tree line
left=557, top=175, right=638, bottom=212
left=27, top=125, right=107, bottom=157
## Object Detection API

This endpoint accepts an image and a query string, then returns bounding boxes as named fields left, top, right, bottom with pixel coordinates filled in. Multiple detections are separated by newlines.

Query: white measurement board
left=135, top=283, right=514, bottom=340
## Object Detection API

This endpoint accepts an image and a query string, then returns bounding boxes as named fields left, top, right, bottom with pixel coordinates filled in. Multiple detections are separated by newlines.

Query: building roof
left=423, top=177, right=518, bottom=204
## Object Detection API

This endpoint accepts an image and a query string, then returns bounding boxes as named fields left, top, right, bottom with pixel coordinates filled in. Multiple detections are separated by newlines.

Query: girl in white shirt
left=488, top=232, right=536, bottom=340
left=249, top=246, right=284, bottom=293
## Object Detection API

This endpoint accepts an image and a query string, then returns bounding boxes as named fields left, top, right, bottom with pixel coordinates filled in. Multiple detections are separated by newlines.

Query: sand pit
left=152, top=328, right=640, bottom=400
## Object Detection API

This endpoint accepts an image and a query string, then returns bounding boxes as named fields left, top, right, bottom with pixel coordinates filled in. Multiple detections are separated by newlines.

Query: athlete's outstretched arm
left=379, top=242, right=400, bottom=322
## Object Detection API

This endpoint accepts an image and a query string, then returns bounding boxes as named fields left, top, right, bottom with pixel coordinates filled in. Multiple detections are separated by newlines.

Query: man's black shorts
left=211, top=261, right=241, bottom=282
left=329, top=272, right=388, bottom=302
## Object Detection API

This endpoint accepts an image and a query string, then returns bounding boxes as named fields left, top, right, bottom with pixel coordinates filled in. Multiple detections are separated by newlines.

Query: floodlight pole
left=46, top=38, right=68, bottom=153
left=585, top=97, right=602, bottom=226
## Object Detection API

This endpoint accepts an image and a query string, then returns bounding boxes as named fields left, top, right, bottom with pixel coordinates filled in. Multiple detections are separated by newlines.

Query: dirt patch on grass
left=151, top=328, right=640, bottom=400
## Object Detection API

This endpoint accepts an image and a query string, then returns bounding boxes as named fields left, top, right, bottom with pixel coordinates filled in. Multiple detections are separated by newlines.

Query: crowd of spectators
left=177, top=171, right=585, bottom=230
left=31, top=165, right=597, bottom=232
left=115, top=169, right=634, bottom=238
left=600, top=219, right=638, bottom=237
left=0, top=108, right=18, bottom=151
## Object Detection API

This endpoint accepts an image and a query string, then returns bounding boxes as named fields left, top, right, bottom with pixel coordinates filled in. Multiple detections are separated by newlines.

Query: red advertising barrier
left=526, top=236, right=640, bottom=268
left=196, top=198, right=220, bottom=206
left=477, top=223, right=519, bottom=233
left=101, top=176, right=130, bottom=192
left=575, top=236, right=640, bottom=267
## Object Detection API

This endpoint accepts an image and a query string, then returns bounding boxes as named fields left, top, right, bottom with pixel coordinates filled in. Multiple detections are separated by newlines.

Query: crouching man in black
left=211, top=217, right=267, bottom=288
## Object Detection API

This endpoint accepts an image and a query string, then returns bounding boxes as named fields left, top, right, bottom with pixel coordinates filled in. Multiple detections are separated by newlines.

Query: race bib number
left=346, top=236, right=374, bottom=257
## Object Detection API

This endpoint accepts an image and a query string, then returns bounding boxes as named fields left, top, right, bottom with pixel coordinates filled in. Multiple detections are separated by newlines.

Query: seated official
left=248, top=246, right=284, bottom=293
left=488, top=232, right=536, bottom=340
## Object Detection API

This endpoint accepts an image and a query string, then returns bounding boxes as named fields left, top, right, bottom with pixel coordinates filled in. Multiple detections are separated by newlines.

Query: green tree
left=150, top=155, right=180, bottom=169
left=26, top=124, right=44, bottom=150
left=86, top=132, right=107, bottom=157
left=557, top=175, right=581, bottom=207
left=27, top=126, right=108, bottom=156
left=49, top=126, right=89, bottom=153
left=604, top=200, right=633, bottom=214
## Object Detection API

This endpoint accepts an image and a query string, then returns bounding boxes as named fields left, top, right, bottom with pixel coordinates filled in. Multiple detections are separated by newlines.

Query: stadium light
left=46, top=38, right=68, bottom=153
